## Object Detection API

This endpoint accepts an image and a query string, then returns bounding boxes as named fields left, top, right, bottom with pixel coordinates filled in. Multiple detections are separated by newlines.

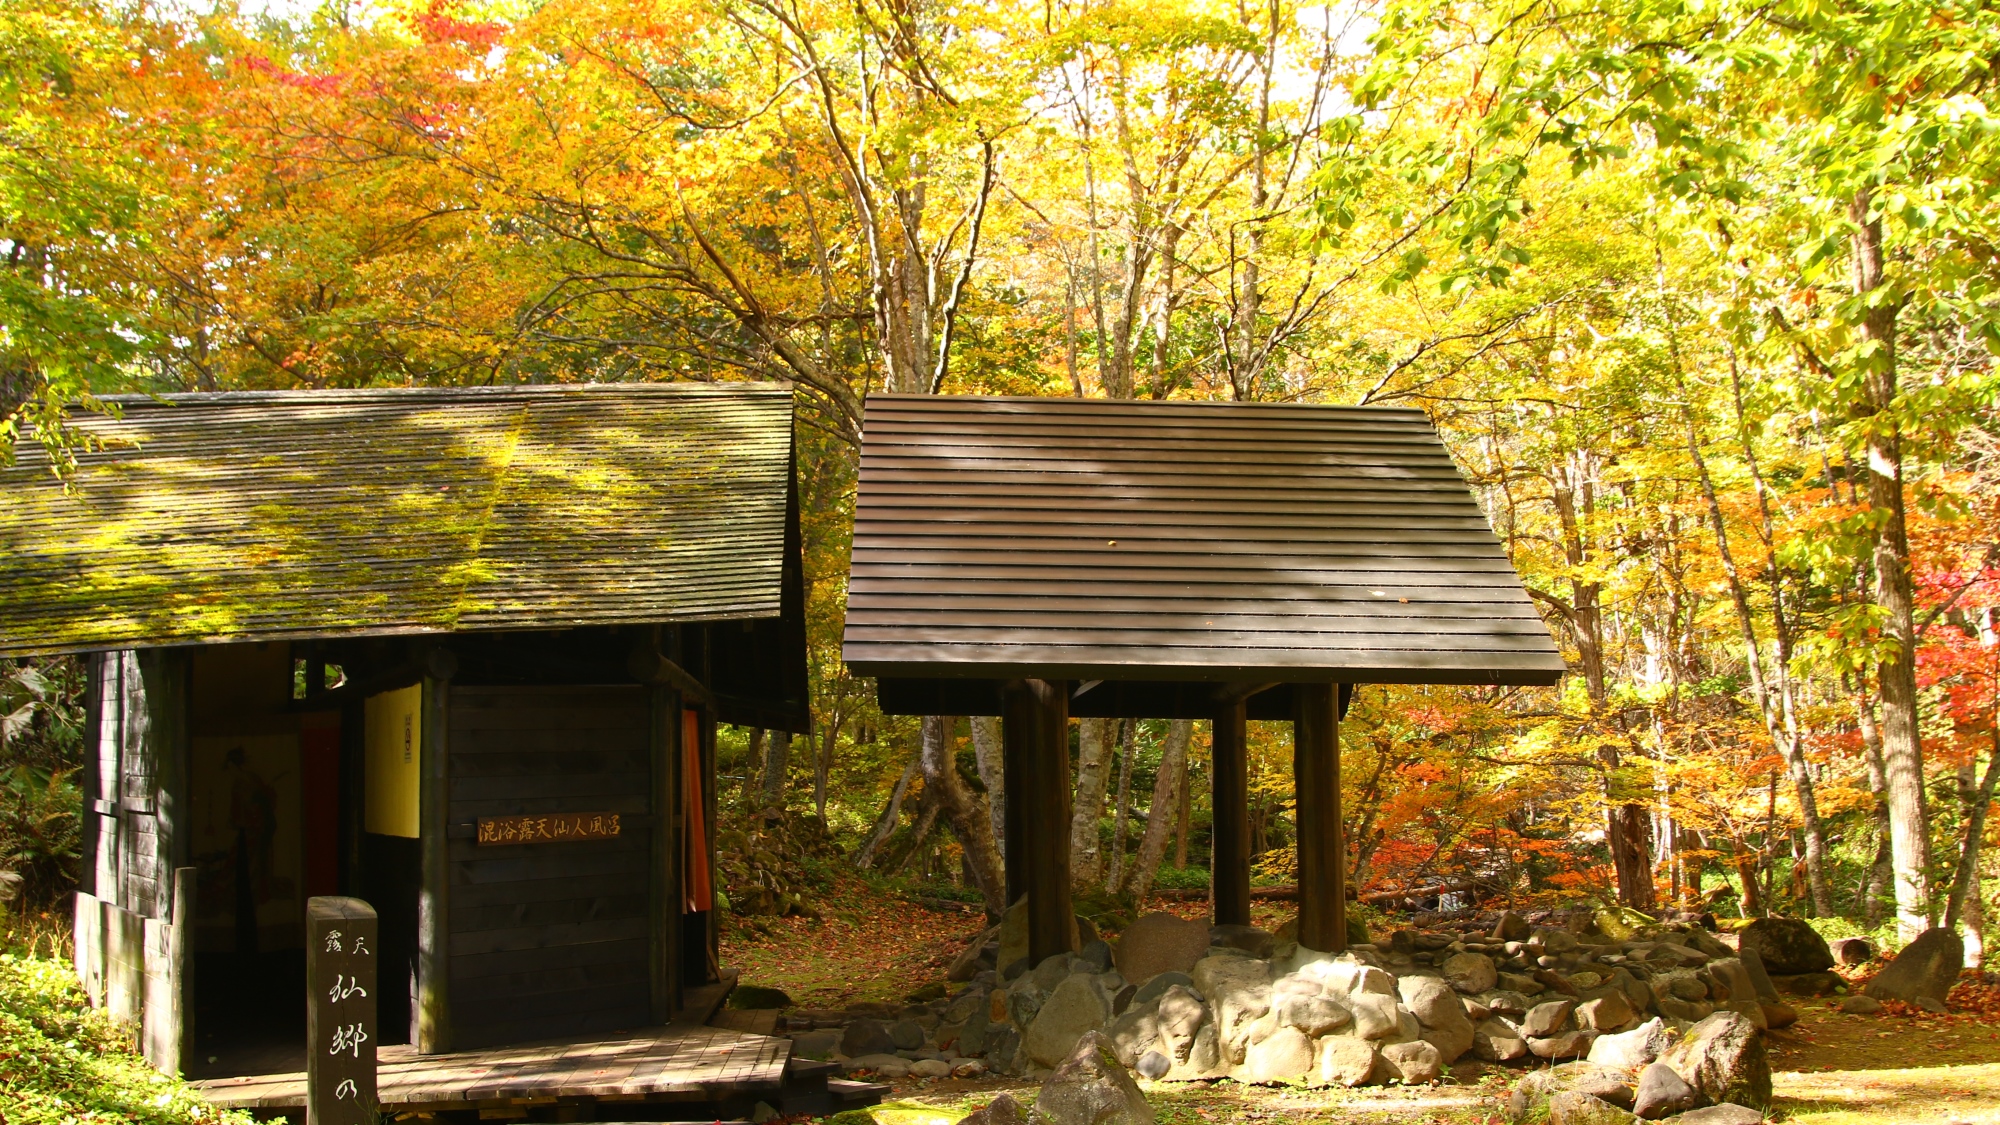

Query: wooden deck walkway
left=191, top=976, right=794, bottom=1112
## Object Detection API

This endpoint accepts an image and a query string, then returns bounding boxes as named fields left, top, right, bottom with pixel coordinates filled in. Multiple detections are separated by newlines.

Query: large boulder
left=1661, top=1012, right=1770, bottom=1107
left=1192, top=955, right=1271, bottom=1064
left=1864, top=928, right=1965, bottom=1006
left=1733, top=950, right=1781, bottom=1004
left=1239, top=1026, right=1315, bottom=1084
left=1738, top=917, right=1833, bottom=975
left=1443, top=951, right=1499, bottom=993
left=951, top=924, right=1001, bottom=982
left=1509, top=1063, right=1641, bottom=1122
left=1493, top=911, right=1533, bottom=942
left=1035, top=1031, right=1156, bottom=1125
left=1399, top=975, right=1475, bottom=1062
left=1474, top=1017, right=1529, bottom=1062
left=1631, top=1061, right=1706, bottom=1120
left=841, top=1018, right=896, bottom=1057
left=1026, top=975, right=1112, bottom=1068
left=1115, top=913, right=1213, bottom=986
left=1349, top=992, right=1403, bottom=1040
left=960, top=1093, right=1029, bottom=1125
left=1589, top=1018, right=1670, bottom=1070
left=1547, top=1092, right=1640, bottom=1125
left=1314, top=1036, right=1378, bottom=1087
left=1378, top=1040, right=1443, bottom=1085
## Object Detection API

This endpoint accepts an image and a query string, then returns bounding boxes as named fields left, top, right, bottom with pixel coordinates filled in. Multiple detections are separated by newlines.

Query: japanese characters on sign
left=475, top=812, right=621, bottom=845
left=306, top=896, right=377, bottom=1125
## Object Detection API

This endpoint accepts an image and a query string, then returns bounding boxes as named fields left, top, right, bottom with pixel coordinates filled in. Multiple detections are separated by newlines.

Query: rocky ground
left=721, top=893, right=2000, bottom=1124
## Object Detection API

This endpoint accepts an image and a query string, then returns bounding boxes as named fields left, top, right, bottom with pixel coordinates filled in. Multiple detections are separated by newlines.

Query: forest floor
left=720, top=884, right=2000, bottom=1125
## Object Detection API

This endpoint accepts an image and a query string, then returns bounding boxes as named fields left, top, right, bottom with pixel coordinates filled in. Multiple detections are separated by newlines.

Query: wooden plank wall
left=447, top=686, right=653, bottom=1049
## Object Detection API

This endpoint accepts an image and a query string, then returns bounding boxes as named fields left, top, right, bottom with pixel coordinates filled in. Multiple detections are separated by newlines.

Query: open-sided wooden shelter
left=0, top=383, right=807, bottom=1078
left=842, top=394, right=1565, bottom=962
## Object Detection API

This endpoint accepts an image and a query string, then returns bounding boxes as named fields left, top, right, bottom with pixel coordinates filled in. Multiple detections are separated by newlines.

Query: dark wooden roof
left=842, top=394, right=1564, bottom=691
left=0, top=383, right=796, bottom=656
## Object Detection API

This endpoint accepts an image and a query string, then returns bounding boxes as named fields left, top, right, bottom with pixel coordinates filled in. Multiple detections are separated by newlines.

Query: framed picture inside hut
left=363, top=686, right=420, bottom=838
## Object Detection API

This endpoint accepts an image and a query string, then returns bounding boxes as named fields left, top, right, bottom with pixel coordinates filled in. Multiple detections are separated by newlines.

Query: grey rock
left=1837, top=994, right=1882, bottom=1014
left=1210, top=923, right=1278, bottom=959
left=1398, top=975, right=1474, bottom=1062
left=1112, top=984, right=1137, bottom=1016
left=951, top=925, right=1002, bottom=982
left=1483, top=989, right=1534, bottom=1016
left=1738, top=917, right=1833, bottom=975
left=1193, top=955, right=1272, bottom=1063
left=1588, top=1017, right=1669, bottom=1070
left=1656, top=1107, right=1763, bottom=1125
left=1035, top=954, right=1081, bottom=994
left=985, top=1024, right=1021, bottom=1075
left=1132, top=971, right=1196, bottom=1008
left=1275, top=992, right=1351, bottom=1037
left=889, top=1018, right=926, bottom=1050
left=1735, top=949, right=1781, bottom=1004
left=1026, top=974, right=1113, bottom=1068
left=1524, top=999, right=1576, bottom=1038
left=1349, top=992, right=1402, bottom=1040
left=1079, top=939, right=1115, bottom=972
left=749, top=1101, right=780, bottom=1124
left=1509, top=1062, right=1639, bottom=1121
left=1105, top=997, right=1163, bottom=1068
left=790, top=1030, right=841, bottom=1060
left=1314, top=1036, right=1377, bottom=1088
left=1579, top=993, right=1636, bottom=1032
left=946, top=987, right=990, bottom=1024
left=1378, top=1039, right=1443, bottom=1085
left=1530, top=1030, right=1598, bottom=1059
left=841, top=1019, right=896, bottom=1058
left=1135, top=1050, right=1170, bottom=1080
left=1239, top=1026, right=1316, bottom=1084
left=846, top=1052, right=910, bottom=1077
left=1632, top=1060, right=1706, bottom=1120
left=1443, top=951, right=1499, bottom=993
left=1708, top=959, right=1758, bottom=1005
left=1034, top=1030, right=1156, bottom=1125
left=1494, top=911, right=1533, bottom=942
left=960, top=1092, right=1029, bottom=1125
left=952, top=1059, right=990, bottom=1078
left=1722, top=1000, right=1768, bottom=1032
left=1547, top=1092, right=1640, bottom=1125
left=1661, top=1012, right=1771, bottom=1107
left=1772, top=971, right=1843, bottom=997
left=1474, top=1016, right=1528, bottom=1062
left=1864, top=928, right=1965, bottom=1006
left=909, top=1058, right=952, bottom=1078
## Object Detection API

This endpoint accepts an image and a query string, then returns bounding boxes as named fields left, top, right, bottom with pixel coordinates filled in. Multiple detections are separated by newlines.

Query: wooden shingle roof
left=0, top=383, right=794, bottom=656
left=842, top=394, right=1564, bottom=690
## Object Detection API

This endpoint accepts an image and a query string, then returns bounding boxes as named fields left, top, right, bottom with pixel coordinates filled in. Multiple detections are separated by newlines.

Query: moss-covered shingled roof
left=0, top=383, right=794, bottom=656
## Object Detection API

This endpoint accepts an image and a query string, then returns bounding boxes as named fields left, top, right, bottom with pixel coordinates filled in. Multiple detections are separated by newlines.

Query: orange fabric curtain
left=682, top=709, right=713, bottom=912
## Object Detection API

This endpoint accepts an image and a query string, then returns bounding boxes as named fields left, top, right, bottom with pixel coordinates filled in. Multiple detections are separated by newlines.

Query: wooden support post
left=647, top=685, right=681, bottom=1023
left=307, top=896, right=378, bottom=1125
left=1006, top=679, right=1073, bottom=965
left=1294, top=683, right=1346, bottom=951
left=414, top=648, right=455, bottom=1054
left=1000, top=693, right=1032, bottom=909
left=1211, top=697, right=1251, bottom=928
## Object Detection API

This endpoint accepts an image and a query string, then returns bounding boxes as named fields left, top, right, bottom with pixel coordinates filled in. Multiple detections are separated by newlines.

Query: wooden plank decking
left=192, top=976, right=791, bottom=1111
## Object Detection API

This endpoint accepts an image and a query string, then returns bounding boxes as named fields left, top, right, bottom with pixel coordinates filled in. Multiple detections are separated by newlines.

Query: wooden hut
left=0, top=384, right=807, bottom=1077
left=842, top=394, right=1565, bottom=962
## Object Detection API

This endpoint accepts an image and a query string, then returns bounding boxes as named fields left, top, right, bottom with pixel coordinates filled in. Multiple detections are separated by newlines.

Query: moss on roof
left=0, top=383, right=794, bottom=656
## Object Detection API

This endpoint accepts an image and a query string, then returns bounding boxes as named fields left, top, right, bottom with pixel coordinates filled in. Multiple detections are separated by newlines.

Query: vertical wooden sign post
left=307, top=896, right=378, bottom=1125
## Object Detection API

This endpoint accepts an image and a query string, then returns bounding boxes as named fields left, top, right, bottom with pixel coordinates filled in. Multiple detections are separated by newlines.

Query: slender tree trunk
left=743, top=728, right=766, bottom=809
left=855, top=752, right=920, bottom=870
left=1126, top=720, right=1191, bottom=901
left=1944, top=722, right=2000, bottom=932
left=1736, top=842, right=1766, bottom=919
left=892, top=795, right=943, bottom=877
left=1174, top=744, right=1192, bottom=869
left=1852, top=191, right=1931, bottom=940
left=1675, top=374, right=1834, bottom=915
left=1107, top=721, right=1135, bottom=893
left=971, top=715, right=1006, bottom=867
left=761, top=730, right=790, bottom=810
left=919, top=715, right=1006, bottom=915
left=1071, top=717, right=1113, bottom=886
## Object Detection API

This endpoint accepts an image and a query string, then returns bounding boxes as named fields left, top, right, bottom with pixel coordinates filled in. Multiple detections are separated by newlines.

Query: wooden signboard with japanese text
left=475, top=812, right=622, bottom=846
left=307, top=896, right=376, bottom=1125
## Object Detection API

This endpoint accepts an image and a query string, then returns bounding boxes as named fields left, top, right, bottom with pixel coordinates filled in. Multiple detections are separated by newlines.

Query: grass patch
left=0, top=952, right=250, bottom=1125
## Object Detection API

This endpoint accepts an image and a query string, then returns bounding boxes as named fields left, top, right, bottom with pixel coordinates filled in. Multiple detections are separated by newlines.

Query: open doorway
left=183, top=642, right=416, bottom=1079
